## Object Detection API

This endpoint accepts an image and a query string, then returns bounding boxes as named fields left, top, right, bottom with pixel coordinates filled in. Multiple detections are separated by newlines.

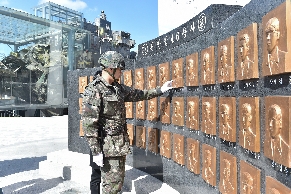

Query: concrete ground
left=0, top=116, right=179, bottom=194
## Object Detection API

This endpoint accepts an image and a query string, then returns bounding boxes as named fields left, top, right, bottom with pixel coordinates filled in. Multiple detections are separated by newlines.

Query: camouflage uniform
left=82, top=72, right=163, bottom=194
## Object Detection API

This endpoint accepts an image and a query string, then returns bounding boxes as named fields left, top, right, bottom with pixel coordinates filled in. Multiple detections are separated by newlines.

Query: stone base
left=39, top=149, right=91, bottom=185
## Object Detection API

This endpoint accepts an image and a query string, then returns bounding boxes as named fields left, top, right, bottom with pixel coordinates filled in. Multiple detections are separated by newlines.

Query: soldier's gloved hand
left=93, top=153, right=104, bottom=167
left=161, top=80, right=173, bottom=93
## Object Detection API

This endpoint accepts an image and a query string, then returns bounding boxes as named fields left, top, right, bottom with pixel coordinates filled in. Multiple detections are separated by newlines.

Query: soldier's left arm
left=122, top=84, right=163, bottom=102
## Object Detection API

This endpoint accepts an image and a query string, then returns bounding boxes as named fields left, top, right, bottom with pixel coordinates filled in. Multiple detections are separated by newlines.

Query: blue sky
left=0, top=0, right=159, bottom=52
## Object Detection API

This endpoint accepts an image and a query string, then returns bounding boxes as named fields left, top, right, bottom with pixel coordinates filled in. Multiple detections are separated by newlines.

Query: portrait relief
left=147, top=98, right=158, bottom=121
left=186, top=52, right=198, bottom=86
left=218, top=36, right=235, bottom=83
left=201, top=46, right=215, bottom=85
left=187, top=138, right=200, bottom=174
left=123, top=70, right=132, bottom=87
left=266, top=176, right=291, bottom=194
left=135, top=68, right=144, bottom=90
left=125, top=102, right=133, bottom=118
left=172, top=97, right=184, bottom=126
left=160, top=130, right=171, bottom=158
left=79, top=120, right=84, bottom=137
left=147, top=66, right=156, bottom=89
left=89, top=76, right=94, bottom=83
left=136, top=126, right=146, bottom=149
left=136, top=101, right=145, bottom=120
left=79, top=98, right=83, bottom=114
left=126, top=124, right=134, bottom=145
left=240, top=160, right=261, bottom=194
left=186, top=97, right=199, bottom=130
left=79, top=76, right=88, bottom=93
left=202, top=144, right=216, bottom=186
left=236, top=23, right=258, bottom=80
left=159, top=62, right=170, bottom=87
left=219, top=97, right=236, bottom=142
left=160, top=97, right=171, bottom=124
left=173, top=133, right=185, bottom=165
left=148, top=128, right=159, bottom=153
left=239, top=97, right=260, bottom=152
left=201, top=97, right=216, bottom=135
left=172, top=58, right=184, bottom=88
left=219, top=151, right=237, bottom=194
left=264, top=96, right=291, bottom=167
left=262, top=1, right=291, bottom=76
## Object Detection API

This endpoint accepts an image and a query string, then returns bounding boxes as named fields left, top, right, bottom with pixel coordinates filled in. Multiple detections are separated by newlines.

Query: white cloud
left=0, top=0, right=9, bottom=6
left=38, top=0, right=87, bottom=11
left=158, top=0, right=251, bottom=36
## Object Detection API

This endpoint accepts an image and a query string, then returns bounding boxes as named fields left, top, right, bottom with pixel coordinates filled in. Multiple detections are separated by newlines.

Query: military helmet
left=98, top=51, right=125, bottom=70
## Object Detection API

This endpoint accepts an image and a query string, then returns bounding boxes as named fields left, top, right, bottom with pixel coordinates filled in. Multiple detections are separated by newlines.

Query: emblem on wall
left=147, top=98, right=158, bottom=122
left=123, top=70, right=132, bottom=87
left=240, top=160, right=261, bottom=194
left=127, top=124, right=134, bottom=145
left=79, top=76, right=87, bottom=93
left=147, top=66, right=156, bottom=89
left=148, top=128, right=159, bottom=153
left=159, top=62, right=170, bottom=87
left=266, top=176, right=291, bottom=194
left=125, top=102, right=133, bottom=119
left=160, top=97, right=171, bottom=124
left=136, top=101, right=145, bottom=120
left=136, top=126, right=146, bottom=149
left=135, top=68, right=144, bottom=90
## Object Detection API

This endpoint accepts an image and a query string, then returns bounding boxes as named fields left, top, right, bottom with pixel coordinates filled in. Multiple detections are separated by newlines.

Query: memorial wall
left=68, top=0, right=291, bottom=193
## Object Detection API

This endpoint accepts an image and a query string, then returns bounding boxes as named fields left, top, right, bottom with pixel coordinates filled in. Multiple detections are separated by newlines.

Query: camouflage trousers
left=101, top=156, right=126, bottom=194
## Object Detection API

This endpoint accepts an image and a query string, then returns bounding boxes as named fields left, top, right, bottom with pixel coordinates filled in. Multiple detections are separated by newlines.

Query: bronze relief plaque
left=202, top=144, right=216, bottom=186
left=262, top=1, right=291, bottom=76
left=80, top=120, right=84, bottom=137
left=173, top=133, right=185, bottom=165
left=187, top=138, right=200, bottom=174
left=79, top=76, right=87, bottom=93
left=172, top=97, right=184, bottom=126
left=266, top=176, right=291, bottom=194
left=135, top=68, right=144, bottom=90
left=147, top=98, right=158, bottom=122
left=160, top=97, right=171, bottom=124
left=127, top=124, right=134, bottom=145
left=239, top=97, right=260, bottom=152
left=172, top=58, right=184, bottom=88
left=201, top=97, right=216, bottom=135
left=148, top=128, right=159, bottom=153
left=264, top=96, right=291, bottom=167
left=159, top=62, right=170, bottom=87
left=237, top=23, right=259, bottom=80
left=219, top=151, right=237, bottom=194
left=79, top=98, right=83, bottom=114
left=201, top=46, right=215, bottom=85
left=123, top=70, right=132, bottom=87
left=186, top=97, right=199, bottom=130
left=240, top=160, right=261, bottom=194
left=219, top=97, right=236, bottom=142
left=136, top=101, right=145, bottom=120
left=186, top=52, right=199, bottom=86
left=218, top=36, right=235, bottom=83
left=160, top=130, right=171, bottom=158
left=125, top=102, right=133, bottom=118
left=136, top=126, right=146, bottom=149
left=147, top=66, right=156, bottom=89
left=89, top=76, right=94, bottom=83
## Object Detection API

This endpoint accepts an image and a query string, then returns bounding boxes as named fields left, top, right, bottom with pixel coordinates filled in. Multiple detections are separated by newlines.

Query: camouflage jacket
left=81, top=74, right=163, bottom=157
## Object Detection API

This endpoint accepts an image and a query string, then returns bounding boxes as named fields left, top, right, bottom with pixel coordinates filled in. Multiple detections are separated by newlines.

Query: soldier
left=81, top=51, right=173, bottom=194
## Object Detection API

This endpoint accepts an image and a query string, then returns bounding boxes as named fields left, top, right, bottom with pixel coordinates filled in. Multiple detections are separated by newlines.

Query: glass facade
left=0, top=5, right=92, bottom=112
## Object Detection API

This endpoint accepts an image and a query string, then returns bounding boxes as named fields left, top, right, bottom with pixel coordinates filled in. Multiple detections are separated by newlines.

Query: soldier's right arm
left=81, top=86, right=102, bottom=156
